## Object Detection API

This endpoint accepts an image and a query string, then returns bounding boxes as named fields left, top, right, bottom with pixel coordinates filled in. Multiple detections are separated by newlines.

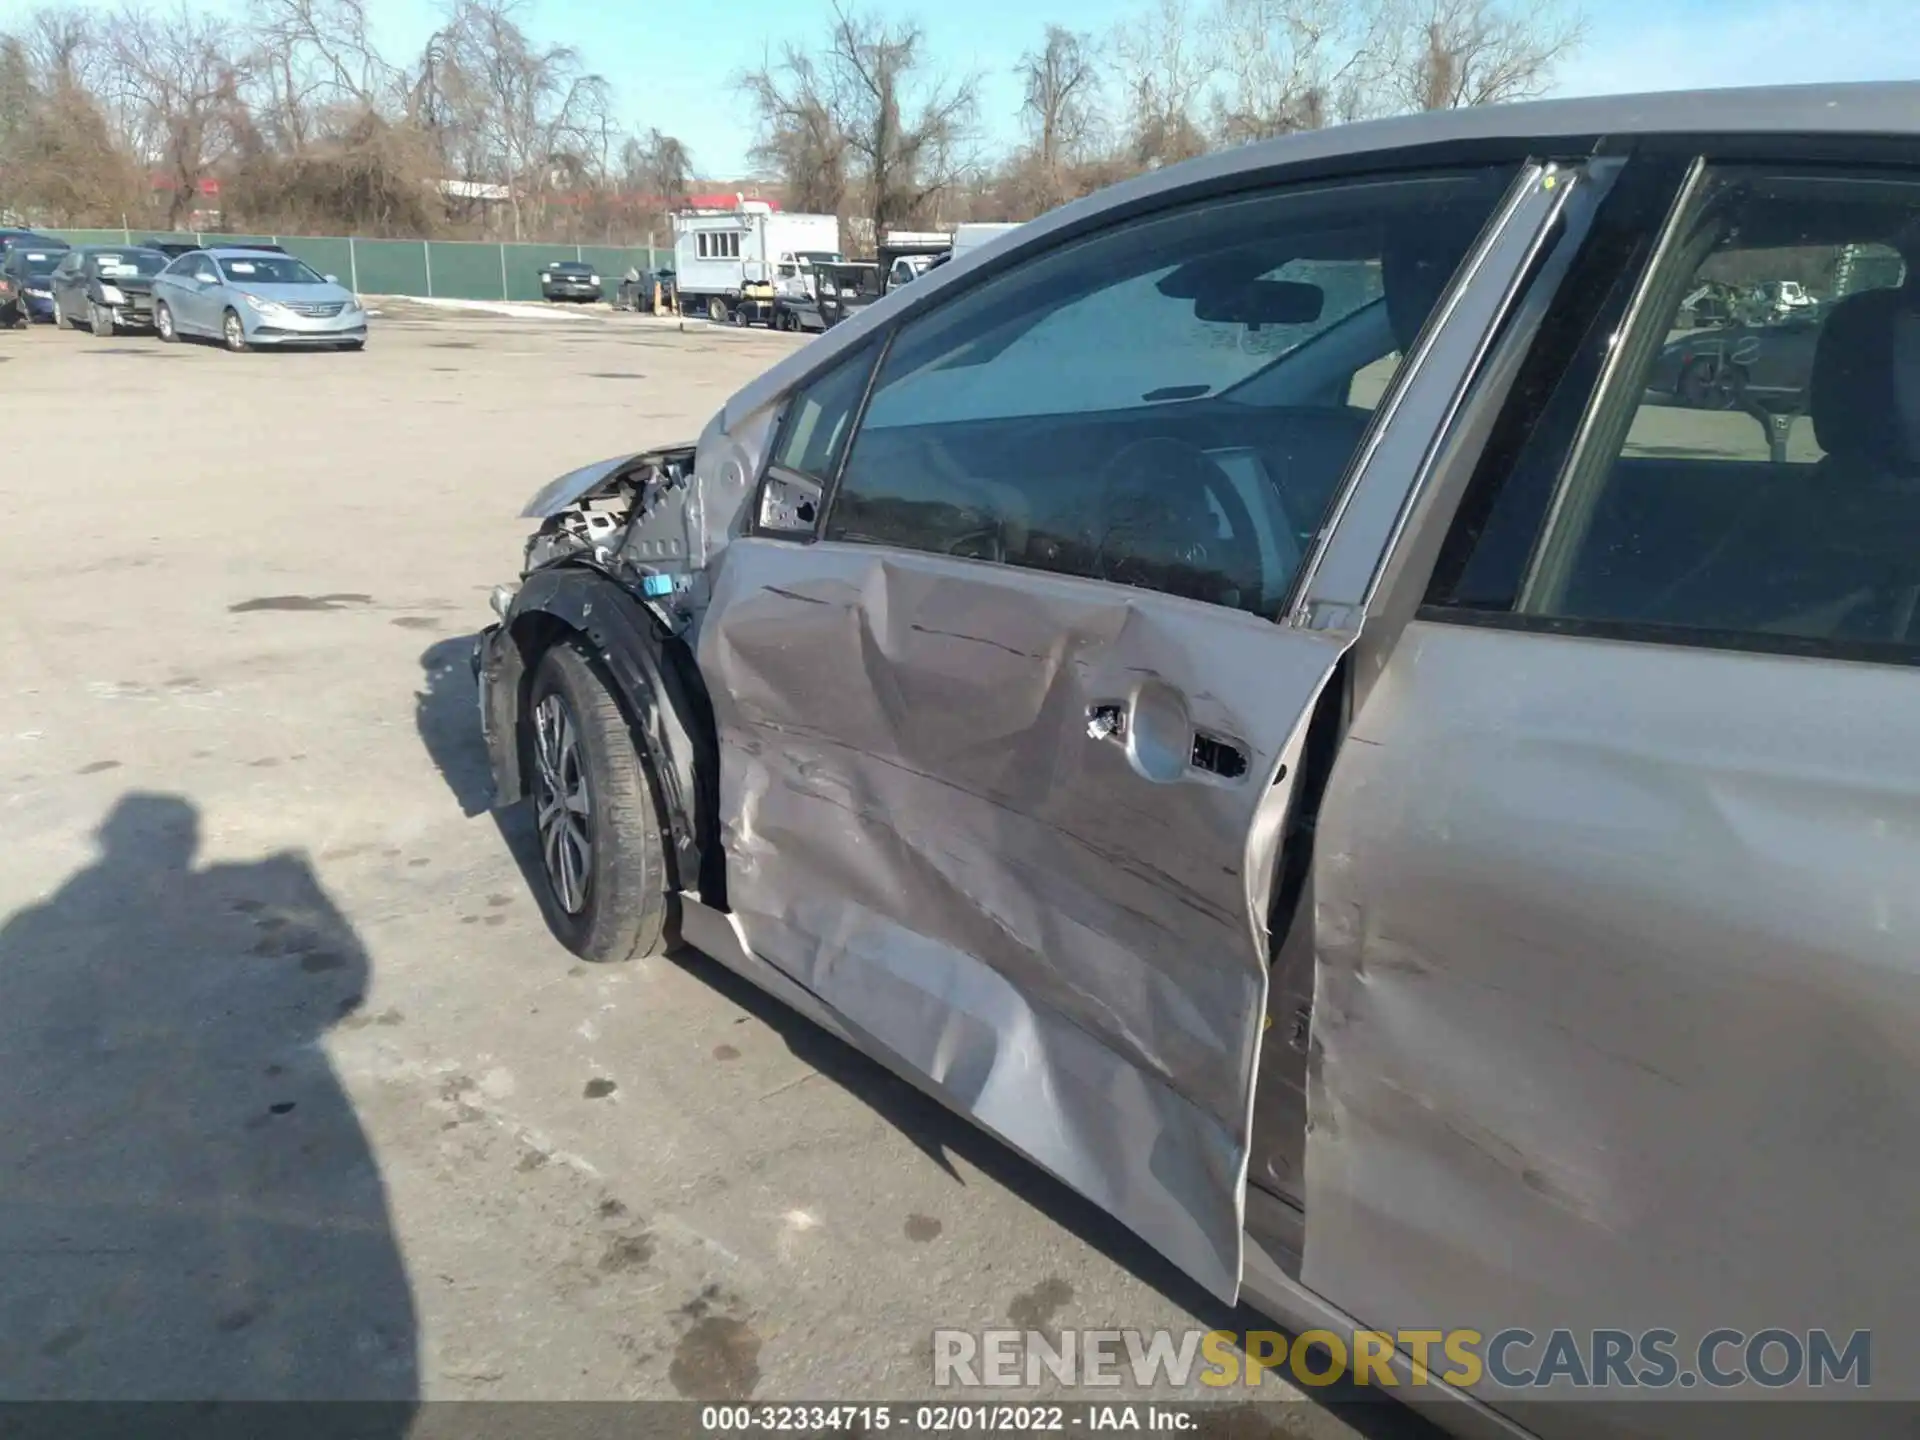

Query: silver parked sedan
left=150, top=247, right=368, bottom=351
left=477, top=83, right=1920, bottom=1435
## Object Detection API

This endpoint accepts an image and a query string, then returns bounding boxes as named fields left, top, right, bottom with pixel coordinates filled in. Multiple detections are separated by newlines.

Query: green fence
left=47, top=228, right=669, bottom=302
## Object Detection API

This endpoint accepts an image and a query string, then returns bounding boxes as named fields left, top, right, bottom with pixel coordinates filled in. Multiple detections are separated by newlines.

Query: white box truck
left=672, top=203, right=841, bottom=324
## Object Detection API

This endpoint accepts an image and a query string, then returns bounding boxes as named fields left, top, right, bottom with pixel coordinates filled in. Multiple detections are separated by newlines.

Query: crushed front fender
left=477, top=567, right=723, bottom=905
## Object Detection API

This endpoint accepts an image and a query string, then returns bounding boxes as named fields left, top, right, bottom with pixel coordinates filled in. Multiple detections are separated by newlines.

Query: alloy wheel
left=224, top=311, right=245, bottom=351
left=1683, top=358, right=1741, bottom=411
left=532, top=691, right=593, bottom=914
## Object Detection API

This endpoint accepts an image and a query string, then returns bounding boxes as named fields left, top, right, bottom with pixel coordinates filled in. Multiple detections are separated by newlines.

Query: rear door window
left=1430, top=165, right=1920, bottom=658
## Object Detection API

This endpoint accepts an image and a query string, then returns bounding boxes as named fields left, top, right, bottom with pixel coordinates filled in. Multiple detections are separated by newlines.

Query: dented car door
left=698, top=162, right=1568, bottom=1300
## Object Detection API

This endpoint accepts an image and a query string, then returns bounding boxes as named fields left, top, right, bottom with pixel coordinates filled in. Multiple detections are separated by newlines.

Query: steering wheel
left=1089, top=436, right=1265, bottom=611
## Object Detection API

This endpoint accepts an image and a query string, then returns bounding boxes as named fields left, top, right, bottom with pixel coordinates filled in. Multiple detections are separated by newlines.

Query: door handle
left=1090, top=697, right=1250, bottom=783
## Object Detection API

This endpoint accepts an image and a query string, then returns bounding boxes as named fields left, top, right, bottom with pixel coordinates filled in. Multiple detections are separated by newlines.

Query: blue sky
left=12, top=0, right=1920, bottom=177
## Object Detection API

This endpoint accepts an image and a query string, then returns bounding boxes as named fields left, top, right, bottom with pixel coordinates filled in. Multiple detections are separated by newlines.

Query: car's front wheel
left=524, top=641, right=674, bottom=963
left=89, top=301, right=114, bottom=337
left=222, top=307, right=249, bottom=353
left=1681, top=356, right=1743, bottom=410
left=155, top=301, right=178, bottom=342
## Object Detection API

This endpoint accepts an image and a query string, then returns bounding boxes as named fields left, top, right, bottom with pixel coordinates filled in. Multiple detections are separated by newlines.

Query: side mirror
left=324, top=274, right=339, bottom=284
left=758, top=471, right=822, bottom=534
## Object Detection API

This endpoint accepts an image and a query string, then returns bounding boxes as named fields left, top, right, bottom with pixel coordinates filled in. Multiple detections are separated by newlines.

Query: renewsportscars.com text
left=933, top=1327, right=1872, bottom=1392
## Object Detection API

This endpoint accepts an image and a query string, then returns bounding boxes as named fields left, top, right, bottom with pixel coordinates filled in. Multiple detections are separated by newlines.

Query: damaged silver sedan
left=478, top=83, right=1920, bottom=1437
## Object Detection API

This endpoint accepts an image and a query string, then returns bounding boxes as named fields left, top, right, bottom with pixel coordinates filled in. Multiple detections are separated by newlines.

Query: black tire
left=1680, top=356, right=1743, bottom=411
left=707, top=296, right=728, bottom=324
left=90, top=301, right=114, bottom=338
left=155, top=301, right=178, bottom=342
left=523, top=640, right=675, bottom=963
left=222, top=307, right=249, bottom=353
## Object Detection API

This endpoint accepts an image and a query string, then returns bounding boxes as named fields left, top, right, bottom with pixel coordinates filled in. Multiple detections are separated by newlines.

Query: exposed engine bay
left=520, top=445, right=703, bottom=628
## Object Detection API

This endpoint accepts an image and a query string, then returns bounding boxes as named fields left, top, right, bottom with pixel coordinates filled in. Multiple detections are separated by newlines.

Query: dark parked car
left=48, top=245, right=170, bottom=335
left=0, top=227, right=66, bottom=258
left=0, top=238, right=72, bottom=323
left=477, top=84, right=1920, bottom=1436
left=1645, top=312, right=1823, bottom=410
left=540, top=260, right=601, bottom=303
left=141, top=238, right=204, bottom=259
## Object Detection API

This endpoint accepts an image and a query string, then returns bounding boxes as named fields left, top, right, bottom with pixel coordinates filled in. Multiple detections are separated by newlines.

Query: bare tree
left=433, top=0, right=610, bottom=239
left=1205, top=0, right=1384, bottom=144
left=106, top=4, right=251, bottom=227
left=742, top=5, right=977, bottom=238
left=247, top=0, right=403, bottom=152
left=25, top=6, right=92, bottom=87
left=621, top=127, right=692, bottom=204
left=1110, top=0, right=1211, bottom=168
left=739, top=45, right=850, bottom=216
left=996, top=26, right=1105, bottom=216
left=1018, top=26, right=1099, bottom=176
left=0, top=12, right=146, bottom=224
left=0, top=0, right=1590, bottom=239
left=0, top=36, right=31, bottom=149
left=833, top=6, right=977, bottom=234
left=1369, top=0, right=1583, bottom=112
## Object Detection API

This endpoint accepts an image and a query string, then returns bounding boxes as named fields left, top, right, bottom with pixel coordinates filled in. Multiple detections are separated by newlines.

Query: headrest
left=1809, top=287, right=1920, bottom=474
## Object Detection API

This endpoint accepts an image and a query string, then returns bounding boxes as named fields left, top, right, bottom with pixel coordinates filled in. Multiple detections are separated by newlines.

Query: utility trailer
left=671, top=204, right=840, bottom=324
left=879, top=229, right=953, bottom=292
left=953, top=222, right=1022, bottom=256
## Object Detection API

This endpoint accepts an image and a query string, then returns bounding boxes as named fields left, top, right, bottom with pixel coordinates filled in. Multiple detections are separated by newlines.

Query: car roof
left=1195, top=81, right=1920, bottom=181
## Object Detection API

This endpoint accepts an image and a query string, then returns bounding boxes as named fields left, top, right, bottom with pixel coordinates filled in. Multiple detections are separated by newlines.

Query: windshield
left=551, top=262, right=589, bottom=273
left=864, top=254, right=1386, bottom=424
left=217, top=255, right=325, bottom=285
left=93, top=250, right=167, bottom=278
left=19, top=251, right=62, bottom=277
left=796, top=251, right=842, bottom=266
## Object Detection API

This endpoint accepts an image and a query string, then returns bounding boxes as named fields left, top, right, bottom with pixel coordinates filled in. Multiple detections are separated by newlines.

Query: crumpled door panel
left=699, top=537, right=1349, bottom=1298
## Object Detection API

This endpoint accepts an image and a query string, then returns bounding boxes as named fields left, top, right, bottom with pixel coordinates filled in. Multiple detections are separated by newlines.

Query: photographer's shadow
left=0, top=793, right=417, bottom=1406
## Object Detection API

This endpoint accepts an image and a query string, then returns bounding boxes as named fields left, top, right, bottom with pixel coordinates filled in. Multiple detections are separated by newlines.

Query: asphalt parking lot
left=0, top=300, right=1439, bottom=1434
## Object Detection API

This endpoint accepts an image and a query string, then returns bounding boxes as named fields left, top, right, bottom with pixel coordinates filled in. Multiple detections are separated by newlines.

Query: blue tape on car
left=641, top=573, right=675, bottom=597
